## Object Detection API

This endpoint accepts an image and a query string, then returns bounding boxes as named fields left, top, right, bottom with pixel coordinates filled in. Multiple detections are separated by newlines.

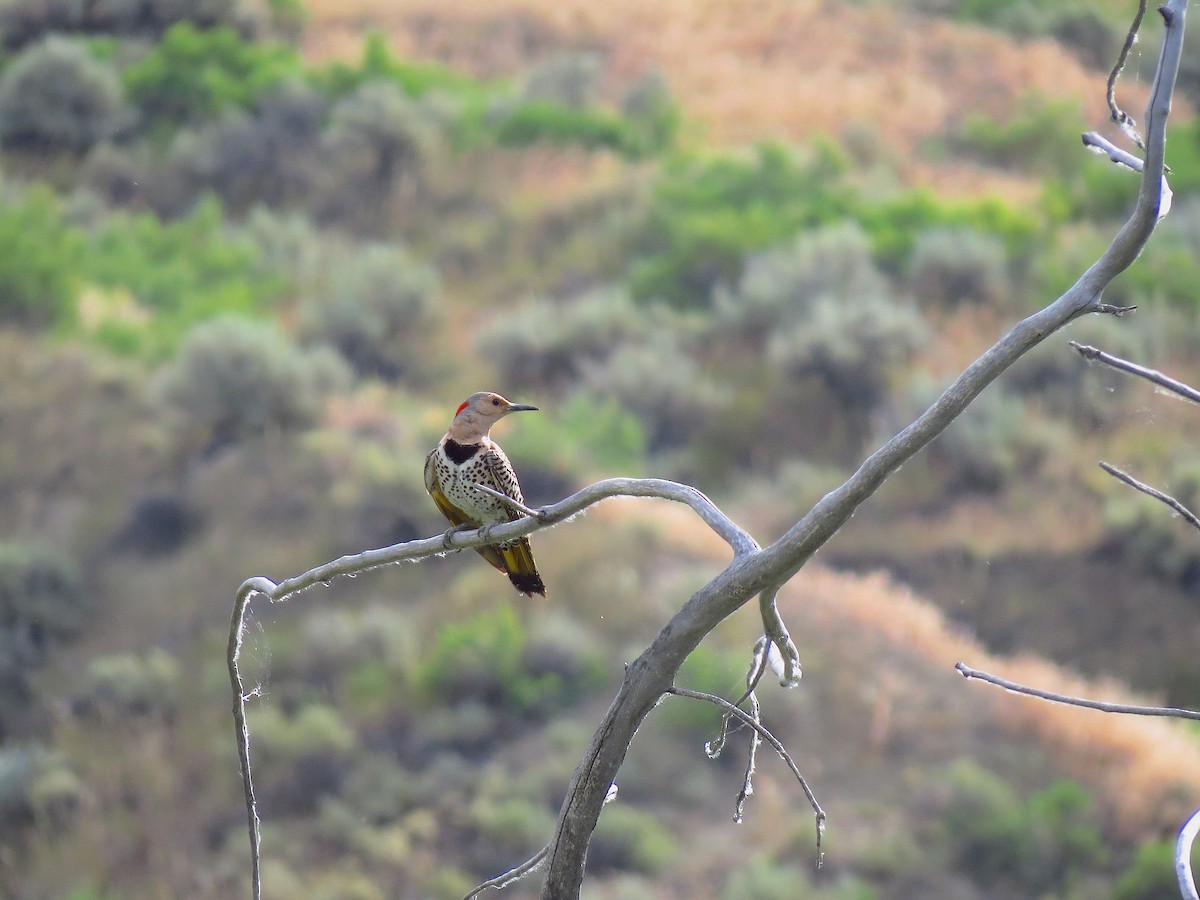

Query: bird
left=424, top=391, right=546, bottom=596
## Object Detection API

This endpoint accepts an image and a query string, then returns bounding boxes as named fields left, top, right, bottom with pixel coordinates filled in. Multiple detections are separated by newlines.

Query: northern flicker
left=424, top=391, right=546, bottom=596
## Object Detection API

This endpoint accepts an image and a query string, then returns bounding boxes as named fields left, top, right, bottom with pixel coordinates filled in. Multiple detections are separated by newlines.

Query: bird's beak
left=506, top=403, right=539, bottom=413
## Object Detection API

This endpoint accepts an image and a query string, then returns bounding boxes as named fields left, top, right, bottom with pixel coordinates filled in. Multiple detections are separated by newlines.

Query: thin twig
left=1179, top=806, right=1200, bottom=900
left=463, top=845, right=550, bottom=900
left=955, top=663, right=1200, bottom=720
left=668, top=686, right=824, bottom=864
left=758, top=585, right=802, bottom=687
left=1107, top=0, right=1149, bottom=149
left=473, top=483, right=543, bottom=520
left=1071, top=342, right=1200, bottom=405
left=1099, top=462, right=1200, bottom=533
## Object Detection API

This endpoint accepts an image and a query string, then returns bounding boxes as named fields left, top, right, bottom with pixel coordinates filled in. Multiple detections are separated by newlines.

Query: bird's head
left=448, top=392, right=538, bottom=441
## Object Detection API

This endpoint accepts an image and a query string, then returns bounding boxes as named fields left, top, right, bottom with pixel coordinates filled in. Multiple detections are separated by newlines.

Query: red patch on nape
left=454, top=400, right=470, bottom=417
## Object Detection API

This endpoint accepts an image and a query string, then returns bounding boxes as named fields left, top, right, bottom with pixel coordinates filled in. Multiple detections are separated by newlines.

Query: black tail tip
left=509, top=571, right=546, bottom=597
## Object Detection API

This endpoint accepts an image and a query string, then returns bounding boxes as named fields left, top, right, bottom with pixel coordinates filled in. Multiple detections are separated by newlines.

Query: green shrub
left=155, top=316, right=350, bottom=445
left=1113, top=839, right=1187, bottom=900
left=0, top=183, right=83, bottom=327
left=312, top=31, right=485, bottom=103
left=122, top=23, right=301, bottom=124
left=319, top=80, right=435, bottom=221
left=940, top=761, right=1105, bottom=892
left=912, top=381, right=1048, bottom=494
left=0, top=745, right=83, bottom=833
left=475, top=286, right=648, bottom=393
left=859, top=187, right=1039, bottom=269
left=952, top=93, right=1085, bottom=175
left=619, top=68, right=679, bottom=154
left=0, top=0, right=257, bottom=50
left=631, top=141, right=854, bottom=307
left=71, top=649, right=181, bottom=720
left=300, top=243, right=441, bottom=381
left=0, top=543, right=85, bottom=730
left=580, top=332, right=730, bottom=452
left=0, top=36, right=125, bottom=151
left=589, top=803, right=678, bottom=874
left=0, top=543, right=86, bottom=651
left=769, top=292, right=926, bottom=414
left=909, top=228, right=1009, bottom=306
left=717, top=222, right=887, bottom=342
left=74, top=196, right=289, bottom=357
left=495, top=100, right=640, bottom=155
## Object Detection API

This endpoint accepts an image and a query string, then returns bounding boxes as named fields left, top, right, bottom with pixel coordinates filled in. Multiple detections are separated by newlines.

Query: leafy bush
left=619, top=68, right=679, bottom=154
left=912, top=381, right=1051, bottom=494
left=0, top=183, right=83, bottom=327
left=300, top=243, right=441, bottom=381
left=158, top=79, right=329, bottom=214
left=155, top=316, right=350, bottom=446
left=0, top=544, right=85, bottom=729
left=1113, top=839, right=1186, bottom=900
left=0, top=0, right=257, bottom=50
left=519, top=51, right=602, bottom=108
left=475, top=286, right=648, bottom=393
left=319, top=80, right=436, bottom=222
left=952, top=93, right=1086, bottom=175
left=73, top=196, right=288, bottom=357
left=909, top=228, right=1010, bottom=306
left=71, top=649, right=181, bottom=720
left=631, top=141, right=854, bottom=307
left=416, top=605, right=595, bottom=719
left=312, top=31, right=485, bottom=103
left=940, top=761, right=1105, bottom=892
left=580, top=332, right=730, bottom=453
left=0, top=36, right=125, bottom=151
left=0, top=745, right=83, bottom=833
left=716, top=222, right=888, bottom=342
left=589, top=803, right=678, bottom=874
left=122, top=23, right=301, bottom=124
left=0, top=543, right=86, bottom=655
left=769, top=292, right=926, bottom=414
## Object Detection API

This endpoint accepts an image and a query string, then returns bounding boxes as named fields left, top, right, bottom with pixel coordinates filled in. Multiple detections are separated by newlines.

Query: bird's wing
left=479, top=446, right=527, bottom=520
left=424, top=449, right=474, bottom=528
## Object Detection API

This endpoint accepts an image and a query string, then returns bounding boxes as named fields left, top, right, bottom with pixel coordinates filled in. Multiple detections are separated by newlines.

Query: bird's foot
left=478, top=522, right=496, bottom=545
left=441, top=523, right=470, bottom=550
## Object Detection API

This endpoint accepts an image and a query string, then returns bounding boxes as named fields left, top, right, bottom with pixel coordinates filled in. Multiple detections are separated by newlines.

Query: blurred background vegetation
left=1, top=0, right=1200, bottom=896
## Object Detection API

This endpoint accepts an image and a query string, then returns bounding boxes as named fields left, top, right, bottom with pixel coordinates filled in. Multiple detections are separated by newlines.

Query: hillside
left=0, top=0, right=1199, bottom=897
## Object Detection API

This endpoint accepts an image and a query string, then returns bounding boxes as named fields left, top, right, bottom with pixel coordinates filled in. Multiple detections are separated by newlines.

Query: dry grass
left=301, top=0, right=1151, bottom=196
left=785, top=564, right=1200, bottom=836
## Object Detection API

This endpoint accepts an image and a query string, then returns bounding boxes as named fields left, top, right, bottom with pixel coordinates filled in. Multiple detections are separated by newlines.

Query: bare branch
left=1099, top=462, right=1200, bottom=533
left=955, top=663, right=1200, bottom=720
left=1107, top=0, right=1150, bottom=149
left=667, top=686, right=825, bottom=860
left=463, top=845, right=549, bottom=900
left=1071, top=342, right=1200, bottom=405
left=759, top=586, right=802, bottom=687
left=473, top=482, right=544, bottom=520
left=1180, top=806, right=1200, bottom=900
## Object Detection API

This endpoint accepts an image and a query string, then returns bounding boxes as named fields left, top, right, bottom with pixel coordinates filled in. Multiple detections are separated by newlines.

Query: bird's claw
left=441, top=523, right=469, bottom=550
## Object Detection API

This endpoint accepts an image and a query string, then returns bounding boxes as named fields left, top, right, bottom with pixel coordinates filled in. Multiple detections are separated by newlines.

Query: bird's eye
left=492, top=398, right=500, bottom=406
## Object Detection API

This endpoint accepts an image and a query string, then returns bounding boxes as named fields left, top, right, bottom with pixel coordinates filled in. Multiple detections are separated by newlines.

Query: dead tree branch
left=1071, top=342, right=1200, bottom=405
left=1180, top=806, right=1200, bottom=900
left=954, top=663, right=1200, bottom=721
left=1099, top=462, right=1200, bottom=533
